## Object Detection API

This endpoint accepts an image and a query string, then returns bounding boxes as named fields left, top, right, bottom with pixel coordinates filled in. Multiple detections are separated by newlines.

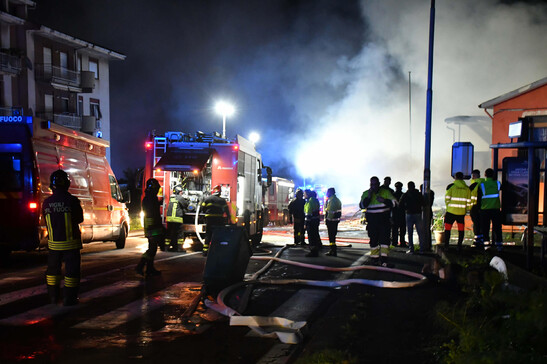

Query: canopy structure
left=154, top=148, right=211, bottom=171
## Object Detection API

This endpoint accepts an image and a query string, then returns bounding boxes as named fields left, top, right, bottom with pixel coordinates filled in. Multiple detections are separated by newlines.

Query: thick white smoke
left=293, top=0, right=547, bottom=205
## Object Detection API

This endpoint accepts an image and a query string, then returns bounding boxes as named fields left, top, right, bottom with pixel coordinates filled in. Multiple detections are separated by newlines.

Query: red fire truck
left=264, top=177, right=294, bottom=226
left=143, top=131, right=272, bottom=246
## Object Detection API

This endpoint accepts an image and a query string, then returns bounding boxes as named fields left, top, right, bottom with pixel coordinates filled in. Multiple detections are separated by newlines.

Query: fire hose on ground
left=201, top=246, right=429, bottom=344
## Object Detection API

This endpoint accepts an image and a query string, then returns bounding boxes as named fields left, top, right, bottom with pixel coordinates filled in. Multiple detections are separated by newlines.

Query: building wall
left=491, top=84, right=547, bottom=168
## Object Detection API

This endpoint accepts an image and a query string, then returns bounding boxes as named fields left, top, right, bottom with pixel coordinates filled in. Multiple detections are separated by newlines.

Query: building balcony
left=0, top=51, right=22, bottom=75
left=0, top=106, right=23, bottom=116
left=37, top=112, right=82, bottom=130
left=34, top=64, right=95, bottom=92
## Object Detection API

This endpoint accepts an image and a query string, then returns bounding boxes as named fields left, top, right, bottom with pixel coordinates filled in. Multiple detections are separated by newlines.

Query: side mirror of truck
left=122, top=190, right=131, bottom=204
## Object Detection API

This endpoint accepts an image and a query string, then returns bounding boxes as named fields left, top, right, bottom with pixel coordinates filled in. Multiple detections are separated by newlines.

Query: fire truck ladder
left=152, top=136, right=167, bottom=191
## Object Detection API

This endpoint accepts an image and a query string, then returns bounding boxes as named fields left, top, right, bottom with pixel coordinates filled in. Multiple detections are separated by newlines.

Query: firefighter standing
left=477, top=168, right=503, bottom=251
left=42, top=170, right=84, bottom=306
left=201, top=185, right=231, bottom=257
left=288, top=188, right=306, bottom=245
left=137, top=178, right=163, bottom=277
left=360, top=176, right=396, bottom=263
left=304, top=189, right=321, bottom=257
left=443, top=172, right=471, bottom=252
left=468, top=169, right=485, bottom=246
left=165, top=185, right=188, bottom=252
left=324, top=187, right=342, bottom=256
left=391, top=181, right=407, bottom=247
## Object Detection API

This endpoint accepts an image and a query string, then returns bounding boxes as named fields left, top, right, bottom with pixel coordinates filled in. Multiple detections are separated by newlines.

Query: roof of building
left=33, top=26, right=126, bottom=61
left=479, top=76, right=547, bottom=109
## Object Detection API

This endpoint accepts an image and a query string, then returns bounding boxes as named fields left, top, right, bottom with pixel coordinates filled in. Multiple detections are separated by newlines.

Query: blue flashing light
left=96, top=131, right=103, bottom=138
left=0, top=143, right=22, bottom=153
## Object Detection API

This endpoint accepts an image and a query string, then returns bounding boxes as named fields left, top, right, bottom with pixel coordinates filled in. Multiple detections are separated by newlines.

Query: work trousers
left=480, top=208, right=502, bottom=244
left=391, top=211, right=406, bottom=245
left=293, top=217, right=305, bottom=245
left=306, top=219, right=321, bottom=252
left=165, top=222, right=184, bottom=249
left=366, top=212, right=391, bottom=248
left=204, top=217, right=226, bottom=252
left=46, top=248, right=81, bottom=288
left=143, top=235, right=163, bottom=261
left=470, top=205, right=481, bottom=238
left=406, top=213, right=424, bottom=251
left=326, top=220, right=339, bottom=245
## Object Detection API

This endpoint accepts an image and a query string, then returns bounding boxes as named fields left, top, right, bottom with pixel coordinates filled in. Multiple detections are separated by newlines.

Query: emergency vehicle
left=0, top=116, right=130, bottom=259
left=264, top=177, right=294, bottom=225
left=143, top=131, right=272, bottom=246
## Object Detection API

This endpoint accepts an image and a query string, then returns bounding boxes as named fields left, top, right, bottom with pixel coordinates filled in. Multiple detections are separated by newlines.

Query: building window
left=89, top=59, right=99, bottom=79
left=90, top=99, right=102, bottom=120
left=78, top=96, right=83, bottom=116
left=61, top=97, right=69, bottom=113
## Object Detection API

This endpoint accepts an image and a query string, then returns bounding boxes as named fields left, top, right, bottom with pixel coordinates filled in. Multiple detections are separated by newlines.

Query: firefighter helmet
left=50, top=169, right=70, bottom=191
left=173, top=185, right=183, bottom=194
left=145, top=178, right=160, bottom=194
left=212, top=185, right=221, bottom=195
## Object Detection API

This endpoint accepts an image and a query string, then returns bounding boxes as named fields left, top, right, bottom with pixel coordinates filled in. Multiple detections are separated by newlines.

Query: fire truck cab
left=143, top=131, right=272, bottom=246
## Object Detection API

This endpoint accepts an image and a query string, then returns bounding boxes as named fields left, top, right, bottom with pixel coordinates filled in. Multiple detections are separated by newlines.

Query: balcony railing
left=36, top=112, right=82, bottom=130
left=0, top=107, right=23, bottom=116
left=0, top=51, right=22, bottom=75
left=35, top=64, right=80, bottom=87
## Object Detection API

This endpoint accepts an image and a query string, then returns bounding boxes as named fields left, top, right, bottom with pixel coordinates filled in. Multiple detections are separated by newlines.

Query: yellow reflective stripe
left=448, top=203, right=467, bottom=209
left=48, top=240, right=80, bottom=250
left=64, top=276, right=79, bottom=287
left=46, top=275, right=62, bottom=285
left=45, top=214, right=53, bottom=241
left=94, top=207, right=109, bottom=210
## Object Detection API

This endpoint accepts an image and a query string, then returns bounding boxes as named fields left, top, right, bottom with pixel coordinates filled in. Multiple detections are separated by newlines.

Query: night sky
left=29, top=0, right=547, bottom=204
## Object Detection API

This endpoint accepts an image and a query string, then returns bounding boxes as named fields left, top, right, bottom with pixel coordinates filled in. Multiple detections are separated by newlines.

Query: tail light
left=29, top=202, right=38, bottom=210
left=145, top=141, right=153, bottom=150
left=233, top=145, right=239, bottom=151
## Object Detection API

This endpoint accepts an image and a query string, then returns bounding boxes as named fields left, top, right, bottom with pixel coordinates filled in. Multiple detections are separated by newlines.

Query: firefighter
left=288, top=188, right=306, bottom=245
left=360, top=176, right=396, bottom=264
left=201, top=185, right=231, bottom=257
left=165, top=185, right=188, bottom=252
left=304, top=189, right=321, bottom=257
left=324, top=187, right=342, bottom=256
left=468, top=169, right=485, bottom=246
left=477, top=168, right=503, bottom=251
left=42, top=169, right=84, bottom=306
left=391, top=181, right=407, bottom=247
left=443, top=172, right=471, bottom=252
left=137, top=178, right=163, bottom=277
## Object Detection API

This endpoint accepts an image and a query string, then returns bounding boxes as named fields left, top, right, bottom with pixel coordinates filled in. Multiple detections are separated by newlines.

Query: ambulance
left=0, top=116, right=130, bottom=260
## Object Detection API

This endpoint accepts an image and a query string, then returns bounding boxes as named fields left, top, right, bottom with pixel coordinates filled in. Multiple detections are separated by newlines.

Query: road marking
left=0, top=281, right=142, bottom=326
left=72, top=282, right=201, bottom=330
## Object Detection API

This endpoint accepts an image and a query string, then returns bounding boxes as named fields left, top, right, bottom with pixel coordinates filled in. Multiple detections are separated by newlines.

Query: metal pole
left=423, top=0, right=435, bottom=251
left=409, top=71, right=412, bottom=155
left=222, top=114, right=226, bottom=139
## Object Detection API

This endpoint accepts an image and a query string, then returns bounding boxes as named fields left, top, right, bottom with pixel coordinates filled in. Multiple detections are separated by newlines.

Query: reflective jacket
left=325, top=195, right=342, bottom=221
left=42, top=190, right=84, bottom=250
left=304, top=197, right=320, bottom=223
left=478, top=178, right=501, bottom=210
left=166, top=194, right=188, bottom=223
left=142, top=192, right=163, bottom=237
left=360, top=187, right=395, bottom=214
left=201, top=194, right=231, bottom=222
left=468, top=177, right=485, bottom=209
left=445, top=179, right=470, bottom=215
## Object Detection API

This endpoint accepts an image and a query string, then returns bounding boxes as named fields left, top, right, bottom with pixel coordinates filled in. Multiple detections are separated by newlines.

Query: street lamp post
left=214, top=101, right=235, bottom=139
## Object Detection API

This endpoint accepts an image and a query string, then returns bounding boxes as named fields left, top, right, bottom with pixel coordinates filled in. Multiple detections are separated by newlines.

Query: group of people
left=288, top=187, right=342, bottom=257
left=443, top=168, right=503, bottom=251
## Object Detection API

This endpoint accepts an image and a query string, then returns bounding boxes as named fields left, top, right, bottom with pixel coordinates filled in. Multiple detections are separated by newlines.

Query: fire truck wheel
left=115, top=225, right=127, bottom=249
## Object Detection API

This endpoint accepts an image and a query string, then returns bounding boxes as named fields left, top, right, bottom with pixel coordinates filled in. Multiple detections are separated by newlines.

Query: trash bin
left=203, top=225, right=252, bottom=297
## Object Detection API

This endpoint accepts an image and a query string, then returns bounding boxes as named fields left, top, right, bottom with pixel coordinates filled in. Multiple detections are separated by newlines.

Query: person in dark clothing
left=42, top=169, right=84, bottom=306
left=137, top=178, right=164, bottom=277
left=165, top=184, right=189, bottom=252
left=288, top=188, right=306, bottom=245
left=391, top=181, right=407, bottom=247
left=201, top=185, right=231, bottom=256
left=400, top=181, right=425, bottom=254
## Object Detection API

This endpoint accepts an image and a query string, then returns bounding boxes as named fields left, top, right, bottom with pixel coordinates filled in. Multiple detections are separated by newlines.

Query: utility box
left=451, top=142, right=474, bottom=179
left=203, top=226, right=252, bottom=297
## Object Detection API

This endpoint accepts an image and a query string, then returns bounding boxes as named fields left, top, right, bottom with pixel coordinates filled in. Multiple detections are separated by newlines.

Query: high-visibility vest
left=325, top=195, right=342, bottom=221
left=445, top=179, right=470, bottom=215
left=304, top=197, right=320, bottom=222
left=166, top=195, right=184, bottom=223
left=468, top=177, right=485, bottom=208
left=479, top=178, right=501, bottom=210
left=360, top=187, right=395, bottom=214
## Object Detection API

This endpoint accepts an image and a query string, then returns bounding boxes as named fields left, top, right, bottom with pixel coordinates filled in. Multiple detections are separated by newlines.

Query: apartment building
left=0, top=0, right=125, bottom=162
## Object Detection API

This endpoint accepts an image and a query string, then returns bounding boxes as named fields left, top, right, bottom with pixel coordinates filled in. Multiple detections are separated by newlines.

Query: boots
left=325, top=245, right=337, bottom=257
left=47, top=285, right=60, bottom=304
left=146, top=260, right=161, bottom=277
left=135, top=257, right=146, bottom=276
left=63, top=286, right=79, bottom=306
left=443, top=230, right=451, bottom=249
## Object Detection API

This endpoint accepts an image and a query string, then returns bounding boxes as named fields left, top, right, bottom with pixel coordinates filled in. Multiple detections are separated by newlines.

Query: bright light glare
left=214, top=101, right=235, bottom=117
left=249, top=132, right=260, bottom=144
